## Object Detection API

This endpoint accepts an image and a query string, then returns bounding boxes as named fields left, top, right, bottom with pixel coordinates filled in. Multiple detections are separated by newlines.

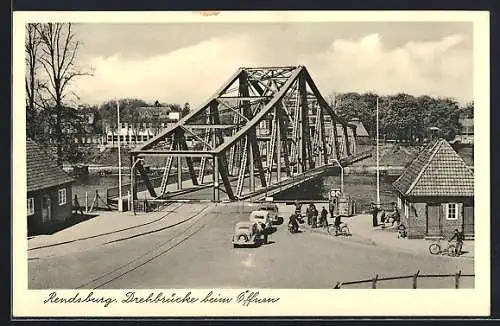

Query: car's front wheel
left=238, top=234, right=249, bottom=242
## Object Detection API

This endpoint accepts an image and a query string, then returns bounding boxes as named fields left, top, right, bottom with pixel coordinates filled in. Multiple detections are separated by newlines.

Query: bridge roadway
left=113, top=150, right=372, bottom=203
left=28, top=202, right=473, bottom=289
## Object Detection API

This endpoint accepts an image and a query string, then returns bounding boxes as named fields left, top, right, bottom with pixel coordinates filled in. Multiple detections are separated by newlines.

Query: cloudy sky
left=69, top=22, right=473, bottom=106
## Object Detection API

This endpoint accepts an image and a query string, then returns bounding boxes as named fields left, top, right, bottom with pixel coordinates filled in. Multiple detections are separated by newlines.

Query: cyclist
left=449, top=229, right=464, bottom=256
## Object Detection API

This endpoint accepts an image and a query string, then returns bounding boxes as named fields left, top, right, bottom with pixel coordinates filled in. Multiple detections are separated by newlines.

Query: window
left=397, top=197, right=402, bottom=209
left=58, top=188, right=67, bottom=206
left=27, top=197, right=34, bottom=215
left=446, top=203, right=458, bottom=220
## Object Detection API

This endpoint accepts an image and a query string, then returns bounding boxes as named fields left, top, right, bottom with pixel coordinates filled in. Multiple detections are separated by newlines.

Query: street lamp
left=130, top=157, right=144, bottom=215
left=117, top=101, right=123, bottom=212
left=331, top=158, right=344, bottom=194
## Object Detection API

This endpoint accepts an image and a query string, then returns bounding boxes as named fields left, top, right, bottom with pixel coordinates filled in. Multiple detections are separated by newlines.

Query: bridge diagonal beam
left=132, top=68, right=244, bottom=152
left=209, top=100, right=236, bottom=200
left=126, top=65, right=358, bottom=202
left=214, top=67, right=302, bottom=154
left=177, top=131, right=199, bottom=186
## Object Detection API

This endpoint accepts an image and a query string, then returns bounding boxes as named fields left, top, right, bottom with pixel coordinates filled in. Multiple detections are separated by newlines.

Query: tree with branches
left=29, top=23, right=93, bottom=166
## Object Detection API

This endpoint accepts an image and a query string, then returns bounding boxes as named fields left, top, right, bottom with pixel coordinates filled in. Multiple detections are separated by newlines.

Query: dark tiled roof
left=27, top=139, right=74, bottom=192
left=392, top=139, right=474, bottom=197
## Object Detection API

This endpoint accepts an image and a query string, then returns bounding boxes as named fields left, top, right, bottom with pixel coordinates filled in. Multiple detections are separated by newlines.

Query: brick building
left=27, top=139, right=74, bottom=235
left=392, top=138, right=474, bottom=239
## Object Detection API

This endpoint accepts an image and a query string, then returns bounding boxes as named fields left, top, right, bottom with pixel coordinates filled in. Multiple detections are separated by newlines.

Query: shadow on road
left=28, top=213, right=99, bottom=237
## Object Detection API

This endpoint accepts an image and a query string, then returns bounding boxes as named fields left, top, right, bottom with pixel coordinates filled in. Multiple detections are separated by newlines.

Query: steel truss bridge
left=129, top=66, right=370, bottom=202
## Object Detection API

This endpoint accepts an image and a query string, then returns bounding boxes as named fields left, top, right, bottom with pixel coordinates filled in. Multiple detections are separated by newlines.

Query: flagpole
left=117, top=100, right=123, bottom=212
left=376, top=96, right=380, bottom=207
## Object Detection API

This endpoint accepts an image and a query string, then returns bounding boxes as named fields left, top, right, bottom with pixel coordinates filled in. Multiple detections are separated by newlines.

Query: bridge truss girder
left=130, top=66, right=357, bottom=201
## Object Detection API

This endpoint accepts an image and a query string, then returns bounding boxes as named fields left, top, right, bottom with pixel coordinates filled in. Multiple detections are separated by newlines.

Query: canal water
left=72, top=173, right=398, bottom=213
left=273, top=174, right=399, bottom=213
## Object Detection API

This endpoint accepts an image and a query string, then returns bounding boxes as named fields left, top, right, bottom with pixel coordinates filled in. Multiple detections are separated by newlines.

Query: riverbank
left=64, top=143, right=473, bottom=175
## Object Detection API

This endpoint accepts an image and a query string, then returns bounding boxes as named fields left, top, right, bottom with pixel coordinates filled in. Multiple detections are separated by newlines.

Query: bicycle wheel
left=327, top=225, right=337, bottom=236
left=447, top=244, right=456, bottom=256
left=429, top=243, right=441, bottom=255
left=341, top=225, right=350, bottom=235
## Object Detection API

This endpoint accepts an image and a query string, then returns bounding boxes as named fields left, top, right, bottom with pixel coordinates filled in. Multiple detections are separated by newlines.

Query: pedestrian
left=312, top=205, right=319, bottom=228
left=449, top=228, right=464, bottom=256
left=372, top=204, right=379, bottom=227
left=320, top=206, right=328, bottom=228
left=256, top=222, right=268, bottom=244
left=334, top=214, right=341, bottom=228
left=73, top=194, right=84, bottom=215
left=380, top=209, right=386, bottom=224
left=306, top=204, right=313, bottom=225
left=295, top=200, right=302, bottom=216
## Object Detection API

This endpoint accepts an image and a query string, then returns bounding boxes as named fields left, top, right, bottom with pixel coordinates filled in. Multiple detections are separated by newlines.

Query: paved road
left=29, top=203, right=473, bottom=289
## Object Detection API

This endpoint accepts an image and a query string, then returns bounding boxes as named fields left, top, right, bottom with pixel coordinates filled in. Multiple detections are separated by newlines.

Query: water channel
left=72, top=172, right=398, bottom=213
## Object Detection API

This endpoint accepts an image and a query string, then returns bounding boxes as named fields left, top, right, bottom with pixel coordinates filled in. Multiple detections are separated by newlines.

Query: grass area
left=352, top=143, right=473, bottom=167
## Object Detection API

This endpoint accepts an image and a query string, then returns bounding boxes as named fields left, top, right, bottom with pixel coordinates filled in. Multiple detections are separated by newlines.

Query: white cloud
left=304, top=33, right=472, bottom=103
left=72, top=32, right=473, bottom=107
left=72, top=34, right=261, bottom=106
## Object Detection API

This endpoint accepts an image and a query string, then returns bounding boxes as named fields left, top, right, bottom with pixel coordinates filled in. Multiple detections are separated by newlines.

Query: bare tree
left=35, top=23, right=93, bottom=165
left=25, top=23, right=41, bottom=112
left=25, top=23, right=44, bottom=140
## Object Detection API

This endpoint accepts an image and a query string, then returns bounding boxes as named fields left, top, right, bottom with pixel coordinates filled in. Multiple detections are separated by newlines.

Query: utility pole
left=117, top=100, right=123, bottom=212
left=376, top=96, right=380, bottom=207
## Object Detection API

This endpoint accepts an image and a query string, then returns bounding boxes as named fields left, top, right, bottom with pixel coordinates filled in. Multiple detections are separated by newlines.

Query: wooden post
left=372, top=274, right=378, bottom=289
left=455, top=270, right=462, bottom=289
left=177, top=156, right=182, bottom=190
left=85, top=191, right=88, bottom=213
left=413, top=270, right=420, bottom=289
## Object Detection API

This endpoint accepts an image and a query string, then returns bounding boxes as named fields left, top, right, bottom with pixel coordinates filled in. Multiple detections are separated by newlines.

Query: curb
left=28, top=202, right=202, bottom=251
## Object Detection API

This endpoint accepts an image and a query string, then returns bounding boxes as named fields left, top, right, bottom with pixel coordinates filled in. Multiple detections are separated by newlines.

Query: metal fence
left=333, top=270, right=474, bottom=289
left=106, top=176, right=164, bottom=203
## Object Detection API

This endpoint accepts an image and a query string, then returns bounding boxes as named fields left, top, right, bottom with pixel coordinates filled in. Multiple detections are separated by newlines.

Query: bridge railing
left=106, top=176, right=163, bottom=203
left=333, top=270, right=474, bottom=289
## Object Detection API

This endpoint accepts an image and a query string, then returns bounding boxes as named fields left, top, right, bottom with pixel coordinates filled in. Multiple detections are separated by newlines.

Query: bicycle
left=429, top=240, right=457, bottom=256
left=327, top=222, right=350, bottom=236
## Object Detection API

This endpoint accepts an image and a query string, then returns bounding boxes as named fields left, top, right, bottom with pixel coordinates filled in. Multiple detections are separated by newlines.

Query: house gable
left=392, top=139, right=474, bottom=197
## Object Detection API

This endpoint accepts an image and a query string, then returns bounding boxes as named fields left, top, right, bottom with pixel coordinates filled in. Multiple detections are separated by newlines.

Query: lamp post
left=117, top=101, right=123, bottom=212
left=130, top=157, right=144, bottom=215
left=331, top=158, right=344, bottom=194
left=376, top=96, right=380, bottom=208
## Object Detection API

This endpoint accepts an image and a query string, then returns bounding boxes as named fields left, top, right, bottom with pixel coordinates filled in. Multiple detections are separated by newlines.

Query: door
left=41, top=195, right=52, bottom=224
left=426, top=204, right=442, bottom=236
left=463, top=205, right=474, bottom=236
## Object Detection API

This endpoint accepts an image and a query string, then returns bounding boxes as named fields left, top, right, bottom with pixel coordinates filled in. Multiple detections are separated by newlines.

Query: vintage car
left=232, top=221, right=263, bottom=248
left=256, top=202, right=280, bottom=224
left=249, top=210, right=273, bottom=230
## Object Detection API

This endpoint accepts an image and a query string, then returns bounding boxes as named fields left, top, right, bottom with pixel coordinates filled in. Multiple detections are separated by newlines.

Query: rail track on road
left=76, top=204, right=216, bottom=289
left=29, top=202, right=184, bottom=252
